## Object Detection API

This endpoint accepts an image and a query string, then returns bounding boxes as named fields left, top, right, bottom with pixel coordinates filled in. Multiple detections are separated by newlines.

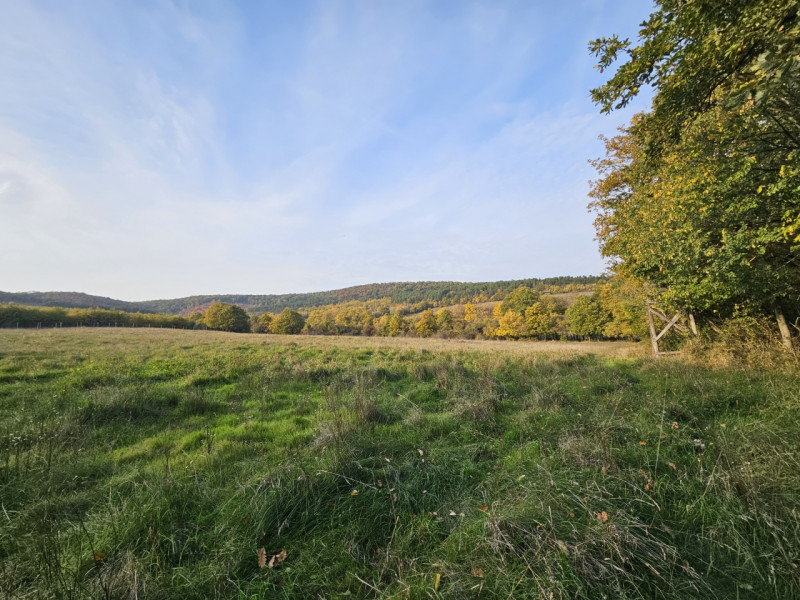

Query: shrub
left=203, top=302, right=251, bottom=333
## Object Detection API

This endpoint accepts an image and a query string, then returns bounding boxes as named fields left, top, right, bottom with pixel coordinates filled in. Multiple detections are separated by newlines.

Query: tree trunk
left=775, top=307, right=794, bottom=350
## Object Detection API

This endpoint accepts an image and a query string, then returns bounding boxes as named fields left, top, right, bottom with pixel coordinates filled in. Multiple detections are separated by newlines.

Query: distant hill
left=0, top=291, right=151, bottom=312
left=1, top=276, right=604, bottom=315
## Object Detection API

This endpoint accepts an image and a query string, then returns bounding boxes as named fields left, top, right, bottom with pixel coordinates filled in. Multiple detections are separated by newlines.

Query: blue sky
left=0, top=0, right=653, bottom=300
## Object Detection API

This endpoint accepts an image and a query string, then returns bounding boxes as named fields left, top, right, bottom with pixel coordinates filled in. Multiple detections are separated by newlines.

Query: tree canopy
left=204, top=302, right=251, bottom=333
left=589, top=0, right=800, bottom=338
left=271, top=308, right=305, bottom=335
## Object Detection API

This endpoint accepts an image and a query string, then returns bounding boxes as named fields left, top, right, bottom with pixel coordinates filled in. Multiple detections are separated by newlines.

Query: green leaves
left=589, top=1, right=800, bottom=321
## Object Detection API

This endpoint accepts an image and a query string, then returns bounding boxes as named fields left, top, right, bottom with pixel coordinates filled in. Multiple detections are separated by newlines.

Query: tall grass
left=0, top=329, right=798, bottom=598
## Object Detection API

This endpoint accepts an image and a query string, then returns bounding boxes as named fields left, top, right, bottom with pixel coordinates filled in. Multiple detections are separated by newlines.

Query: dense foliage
left=589, top=0, right=800, bottom=343
left=0, top=303, right=193, bottom=329
left=204, top=303, right=251, bottom=333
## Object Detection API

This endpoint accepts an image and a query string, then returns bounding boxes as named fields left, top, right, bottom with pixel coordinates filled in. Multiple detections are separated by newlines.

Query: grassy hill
left=1, top=329, right=797, bottom=599
left=0, top=276, right=602, bottom=315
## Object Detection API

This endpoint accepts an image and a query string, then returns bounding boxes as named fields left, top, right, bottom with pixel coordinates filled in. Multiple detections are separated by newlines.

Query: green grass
left=1, top=329, right=799, bottom=599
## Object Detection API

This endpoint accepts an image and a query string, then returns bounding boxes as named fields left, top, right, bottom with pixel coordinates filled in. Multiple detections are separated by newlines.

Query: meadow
left=1, top=329, right=798, bottom=599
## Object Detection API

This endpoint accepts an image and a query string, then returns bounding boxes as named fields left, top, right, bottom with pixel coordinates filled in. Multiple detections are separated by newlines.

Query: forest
left=0, top=276, right=601, bottom=316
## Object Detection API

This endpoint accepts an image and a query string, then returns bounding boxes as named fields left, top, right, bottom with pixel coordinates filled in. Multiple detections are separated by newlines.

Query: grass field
left=1, top=329, right=798, bottom=599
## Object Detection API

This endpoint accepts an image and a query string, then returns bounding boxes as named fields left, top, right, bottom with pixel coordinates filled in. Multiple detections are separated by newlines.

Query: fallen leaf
left=268, top=549, right=287, bottom=569
left=93, top=551, right=106, bottom=563
left=258, top=548, right=267, bottom=568
left=449, top=510, right=456, bottom=516
left=480, top=504, right=488, bottom=512
left=601, top=466, right=607, bottom=475
left=418, top=449, right=424, bottom=456
left=555, top=540, right=570, bottom=555
left=671, top=422, right=679, bottom=430
left=377, top=480, right=383, bottom=488
left=668, top=462, right=677, bottom=471
left=471, top=567, right=484, bottom=578
left=597, top=511, right=609, bottom=524
left=639, top=441, right=647, bottom=446
left=433, top=573, right=441, bottom=591
left=350, top=489, right=358, bottom=496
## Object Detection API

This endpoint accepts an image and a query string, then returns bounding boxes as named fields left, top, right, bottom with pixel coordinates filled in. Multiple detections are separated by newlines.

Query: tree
left=204, top=302, right=251, bottom=333
left=464, top=302, right=477, bottom=322
left=565, top=296, right=610, bottom=338
left=386, top=313, right=408, bottom=337
left=334, top=305, right=373, bottom=335
left=590, top=0, right=800, bottom=147
left=590, top=0, right=800, bottom=346
left=499, top=286, right=540, bottom=315
left=436, top=308, right=454, bottom=332
left=271, top=308, right=305, bottom=335
left=595, top=278, right=649, bottom=340
left=525, top=298, right=562, bottom=338
left=493, top=309, right=528, bottom=339
left=415, top=309, right=437, bottom=337
left=252, top=313, right=273, bottom=334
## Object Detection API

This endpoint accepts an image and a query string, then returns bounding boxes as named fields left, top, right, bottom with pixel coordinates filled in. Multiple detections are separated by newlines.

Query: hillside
left=1, top=276, right=603, bottom=315
left=0, top=291, right=150, bottom=312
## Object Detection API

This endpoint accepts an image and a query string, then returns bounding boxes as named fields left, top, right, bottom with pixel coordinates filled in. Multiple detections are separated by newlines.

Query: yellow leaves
left=597, top=511, right=609, bottom=524
left=471, top=567, right=485, bottom=578
left=93, top=551, right=106, bottom=564
left=671, top=422, right=679, bottom=430
left=350, top=489, right=359, bottom=496
left=479, top=504, right=489, bottom=512
left=639, top=440, right=647, bottom=446
left=433, top=573, right=441, bottom=590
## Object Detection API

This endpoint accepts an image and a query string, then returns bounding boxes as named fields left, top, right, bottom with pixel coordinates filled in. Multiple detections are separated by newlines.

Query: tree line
left=198, top=280, right=648, bottom=341
left=0, top=305, right=194, bottom=329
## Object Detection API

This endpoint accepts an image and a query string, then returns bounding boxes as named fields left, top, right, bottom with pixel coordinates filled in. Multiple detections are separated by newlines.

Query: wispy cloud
left=0, top=0, right=653, bottom=299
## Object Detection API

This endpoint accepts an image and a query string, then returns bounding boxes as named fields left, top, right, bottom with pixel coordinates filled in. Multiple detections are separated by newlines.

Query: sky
left=0, top=0, right=654, bottom=300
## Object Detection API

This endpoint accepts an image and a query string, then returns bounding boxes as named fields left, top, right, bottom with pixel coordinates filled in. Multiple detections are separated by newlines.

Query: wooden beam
left=655, top=312, right=683, bottom=342
left=687, top=310, right=698, bottom=336
left=649, top=307, right=688, bottom=333
left=647, top=307, right=660, bottom=356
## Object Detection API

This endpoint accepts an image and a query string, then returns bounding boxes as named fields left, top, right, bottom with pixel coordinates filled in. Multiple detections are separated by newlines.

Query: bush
left=271, top=308, right=305, bottom=334
left=203, top=302, right=251, bottom=333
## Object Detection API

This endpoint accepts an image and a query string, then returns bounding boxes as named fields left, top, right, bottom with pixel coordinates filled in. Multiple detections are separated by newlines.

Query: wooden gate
left=647, top=305, right=695, bottom=356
